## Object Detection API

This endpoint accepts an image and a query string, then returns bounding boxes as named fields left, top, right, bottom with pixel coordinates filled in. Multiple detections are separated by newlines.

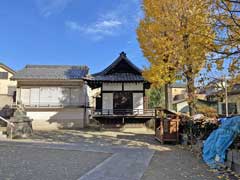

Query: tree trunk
left=186, top=71, right=196, bottom=116
left=164, top=84, right=169, bottom=109
left=182, top=19, right=196, bottom=115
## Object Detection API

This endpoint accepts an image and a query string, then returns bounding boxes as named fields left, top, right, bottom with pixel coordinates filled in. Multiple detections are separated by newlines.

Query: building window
left=20, top=87, right=84, bottom=107
left=8, top=86, right=16, bottom=96
left=0, top=72, right=8, bottom=79
left=221, top=103, right=238, bottom=115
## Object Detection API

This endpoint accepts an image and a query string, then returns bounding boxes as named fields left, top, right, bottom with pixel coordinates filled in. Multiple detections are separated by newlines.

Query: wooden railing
left=92, top=109, right=155, bottom=116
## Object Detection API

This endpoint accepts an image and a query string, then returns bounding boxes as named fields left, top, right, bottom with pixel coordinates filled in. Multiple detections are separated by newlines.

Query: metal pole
left=83, top=81, right=88, bottom=127
left=10, top=127, right=13, bottom=139
left=224, top=76, right=229, bottom=117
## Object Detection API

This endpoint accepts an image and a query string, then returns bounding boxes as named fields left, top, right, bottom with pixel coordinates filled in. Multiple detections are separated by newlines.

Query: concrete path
left=0, top=143, right=110, bottom=180
left=0, top=139, right=155, bottom=180
left=78, top=150, right=154, bottom=180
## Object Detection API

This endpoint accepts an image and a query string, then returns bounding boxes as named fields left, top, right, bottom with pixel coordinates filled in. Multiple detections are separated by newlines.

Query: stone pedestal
left=7, top=107, right=33, bottom=139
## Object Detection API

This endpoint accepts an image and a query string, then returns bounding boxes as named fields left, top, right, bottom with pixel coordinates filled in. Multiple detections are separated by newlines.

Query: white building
left=12, top=65, right=89, bottom=130
left=86, top=52, right=153, bottom=125
left=0, top=63, right=16, bottom=108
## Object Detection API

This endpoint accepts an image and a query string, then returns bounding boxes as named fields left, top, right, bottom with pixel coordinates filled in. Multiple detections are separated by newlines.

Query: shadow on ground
left=27, top=128, right=171, bottom=152
left=1, top=127, right=235, bottom=180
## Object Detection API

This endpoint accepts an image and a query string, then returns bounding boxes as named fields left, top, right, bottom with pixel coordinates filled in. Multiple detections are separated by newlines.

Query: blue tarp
left=202, top=116, right=240, bottom=169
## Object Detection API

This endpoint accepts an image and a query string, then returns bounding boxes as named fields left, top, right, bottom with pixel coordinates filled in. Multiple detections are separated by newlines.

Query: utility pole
left=83, top=81, right=88, bottom=127
left=224, top=76, right=229, bottom=117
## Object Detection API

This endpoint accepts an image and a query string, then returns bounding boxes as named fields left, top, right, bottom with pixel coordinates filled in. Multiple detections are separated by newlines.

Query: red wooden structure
left=155, top=107, right=180, bottom=144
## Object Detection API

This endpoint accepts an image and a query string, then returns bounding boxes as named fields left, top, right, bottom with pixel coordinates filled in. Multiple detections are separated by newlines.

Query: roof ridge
left=12, top=64, right=89, bottom=80
left=95, top=52, right=142, bottom=76
left=25, top=65, right=88, bottom=69
left=100, top=72, right=140, bottom=75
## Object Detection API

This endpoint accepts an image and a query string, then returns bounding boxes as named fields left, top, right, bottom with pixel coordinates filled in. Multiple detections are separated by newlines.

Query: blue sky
left=0, top=0, right=146, bottom=73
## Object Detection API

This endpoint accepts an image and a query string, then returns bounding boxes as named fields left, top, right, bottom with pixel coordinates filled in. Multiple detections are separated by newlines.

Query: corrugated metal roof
left=12, top=65, right=89, bottom=80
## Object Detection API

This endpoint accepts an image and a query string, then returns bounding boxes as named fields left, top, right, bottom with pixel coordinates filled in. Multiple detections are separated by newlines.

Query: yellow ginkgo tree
left=210, top=0, right=240, bottom=81
left=137, top=0, right=215, bottom=115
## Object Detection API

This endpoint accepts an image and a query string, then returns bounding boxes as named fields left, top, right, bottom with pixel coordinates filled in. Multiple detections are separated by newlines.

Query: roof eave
left=0, top=63, right=16, bottom=74
left=11, top=78, right=85, bottom=81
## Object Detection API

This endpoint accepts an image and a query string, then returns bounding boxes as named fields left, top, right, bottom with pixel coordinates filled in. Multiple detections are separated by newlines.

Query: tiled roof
left=97, top=52, right=142, bottom=75
left=91, top=73, right=145, bottom=82
left=87, top=52, right=145, bottom=82
left=206, top=84, right=240, bottom=96
left=12, top=65, right=89, bottom=80
left=0, top=63, right=15, bottom=74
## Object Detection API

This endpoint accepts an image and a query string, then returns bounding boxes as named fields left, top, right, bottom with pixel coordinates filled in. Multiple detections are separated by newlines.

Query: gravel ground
left=0, top=144, right=110, bottom=180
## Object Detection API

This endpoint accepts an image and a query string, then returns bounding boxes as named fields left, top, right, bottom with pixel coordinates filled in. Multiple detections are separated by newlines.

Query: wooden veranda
left=91, top=108, right=155, bottom=125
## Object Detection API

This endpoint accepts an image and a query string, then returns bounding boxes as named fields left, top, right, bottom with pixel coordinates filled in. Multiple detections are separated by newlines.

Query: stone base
left=7, top=121, right=33, bottom=139
left=26, top=108, right=89, bottom=130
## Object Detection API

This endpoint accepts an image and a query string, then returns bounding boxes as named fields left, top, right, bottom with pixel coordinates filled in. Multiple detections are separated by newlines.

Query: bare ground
left=0, top=128, right=236, bottom=180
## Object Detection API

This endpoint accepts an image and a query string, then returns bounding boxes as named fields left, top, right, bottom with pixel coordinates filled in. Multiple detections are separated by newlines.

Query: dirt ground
left=142, top=147, right=221, bottom=180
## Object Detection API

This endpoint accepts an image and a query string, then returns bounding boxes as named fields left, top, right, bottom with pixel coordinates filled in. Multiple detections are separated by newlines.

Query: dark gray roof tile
left=92, top=73, right=145, bottom=82
left=12, top=65, right=89, bottom=80
left=88, top=52, right=146, bottom=82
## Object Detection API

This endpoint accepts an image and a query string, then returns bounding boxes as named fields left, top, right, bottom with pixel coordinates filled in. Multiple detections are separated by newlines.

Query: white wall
left=98, top=82, right=145, bottom=115
left=27, top=108, right=88, bottom=130
left=124, top=83, right=143, bottom=91
left=102, top=93, right=113, bottom=114
left=0, top=66, right=16, bottom=95
left=176, top=101, right=189, bottom=113
left=30, top=88, right=40, bottom=106
left=20, top=88, right=30, bottom=105
left=102, top=83, right=144, bottom=91
left=0, top=95, right=13, bottom=108
left=102, top=83, right=122, bottom=91
left=133, top=93, right=144, bottom=114
left=0, top=66, right=16, bottom=107
left=89, top=88, right=101, bottom=108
